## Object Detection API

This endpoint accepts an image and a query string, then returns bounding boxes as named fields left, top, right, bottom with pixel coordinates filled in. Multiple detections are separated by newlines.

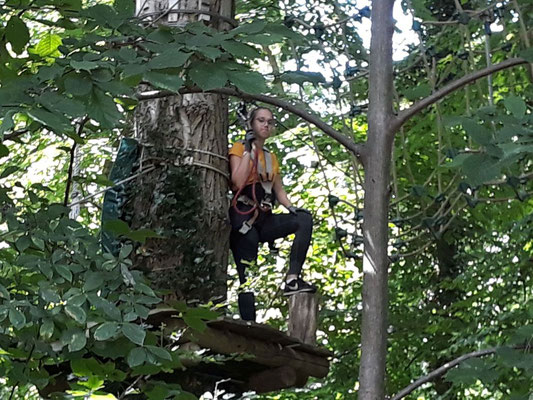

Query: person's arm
left=230, top=149, right=253, bottom=189
left=273, top=174, right=292, bottom=209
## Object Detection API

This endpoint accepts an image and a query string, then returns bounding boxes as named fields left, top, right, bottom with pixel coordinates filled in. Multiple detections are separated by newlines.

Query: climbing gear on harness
left=231, top=144, right=276, bottom=234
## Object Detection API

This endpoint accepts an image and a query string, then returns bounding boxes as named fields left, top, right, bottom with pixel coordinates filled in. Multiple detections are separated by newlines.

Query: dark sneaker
left=283, top=278, right=317, bottom=296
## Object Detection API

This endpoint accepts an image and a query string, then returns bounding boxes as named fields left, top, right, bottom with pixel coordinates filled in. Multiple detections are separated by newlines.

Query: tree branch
left=395, top=58, right=528, bottom=128
left=3, top=129, right=29, bottom=142
left=136, top=87, right=366, bottom=160
left=390, top=347, right=497, bottom=400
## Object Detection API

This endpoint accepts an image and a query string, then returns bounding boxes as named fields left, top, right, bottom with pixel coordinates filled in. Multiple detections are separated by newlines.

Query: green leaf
left=27, top=107, right=71, bottom=134
left=125, top=228, right=164, bottom=244
left=189, top=62, right=227, bottom=91
left=122, top=323, right=146, bottom=346
left=0, top=144, right=9, bottom=159
left=221, top=41, right=260, bottom=58
left=504, top=95, right=526, bottom=119
left=55, top=264, right=73, bottom=282
left=146, top=345, right=172, bottom=361
left=121, top=264, right=136, bottom=286
left=68, top=329, right=87, bottom=352
left=403, top=83, right=432, bottom=101
left=114, top=0, right=135, bottom=17
left=34, top=33, right=62, bottom=57
left=519, top=47, right=533, bottom=63
left=0, top=283, right=10, bottom=300
left=103, top=219, right=130, bottom=235
left=87, top=88, right=121, bottom=128
left=227, top=70, right=267, bottom=94
left=147, top=51, right=191, bottom=69
left=183, top=315, right=206, bottom=332
left=9, top=308, right=26, bottom=329
left=279, top=71, right=326, bottom=85
left=65, top=304, right=87, bottom=324
left=186, top=307, right=219, bottom=320
left=462, top=119, right=492, bottom=146
left=40, top=319, right=54, bottom=339
left=64, top=75, right=93, bottom=96
left=127, top=347, right=147, bottom=367
left=232, top=20, right=267, bottom=35
left=143, top=71, right=184, bottom=93
left=40, top=288, right=61, bottom=303
left=94, top=322, right=119, bottom=341
left=462, top=153, right=501, bottom=185
left=70, top=60, right=99, bottom=71
left=6, top=16, right=30, bottom=54
left=83, top=271, right=104, bottom=291
left=196, top=46, right=222, bottom=61
left=15, top=235, right=32, bottom=252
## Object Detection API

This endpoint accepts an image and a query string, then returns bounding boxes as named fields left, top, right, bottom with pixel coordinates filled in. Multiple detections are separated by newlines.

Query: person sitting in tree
left=228, top=107, right=317, bottom=306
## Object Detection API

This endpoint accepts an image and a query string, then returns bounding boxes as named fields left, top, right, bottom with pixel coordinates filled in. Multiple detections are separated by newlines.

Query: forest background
left=0, top=0, right=531, bottom=399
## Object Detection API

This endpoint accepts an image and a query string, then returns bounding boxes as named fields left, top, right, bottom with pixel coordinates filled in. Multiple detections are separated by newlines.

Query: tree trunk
left=358, top=1, right=396, bottom=399
left=126, top=0, right=234, bottom=303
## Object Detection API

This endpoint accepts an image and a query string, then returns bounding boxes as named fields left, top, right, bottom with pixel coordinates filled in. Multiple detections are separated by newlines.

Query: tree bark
left=127, top=0, right=233, bottom=303
left=358, top=1, right=396, bottom=399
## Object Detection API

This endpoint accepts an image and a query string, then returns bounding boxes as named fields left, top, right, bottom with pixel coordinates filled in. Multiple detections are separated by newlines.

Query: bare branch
left=390, top=347, right=497, bottom=400
left=395, top=58, right=528, bottom=128
left=137, top=87, right=366, bottom=159
left=3, top=129, right=29, bottom=142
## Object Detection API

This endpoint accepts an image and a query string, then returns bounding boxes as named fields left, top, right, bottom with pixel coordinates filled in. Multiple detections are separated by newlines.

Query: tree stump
left=288, top=293, right=319, bottom=345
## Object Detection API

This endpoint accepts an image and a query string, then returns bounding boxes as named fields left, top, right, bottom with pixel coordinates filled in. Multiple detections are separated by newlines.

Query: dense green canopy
left=0, top=0, right=531, bottom=398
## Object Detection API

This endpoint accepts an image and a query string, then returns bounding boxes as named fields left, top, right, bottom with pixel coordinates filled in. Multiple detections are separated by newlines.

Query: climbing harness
left=231, top=144, right=276, bottom=234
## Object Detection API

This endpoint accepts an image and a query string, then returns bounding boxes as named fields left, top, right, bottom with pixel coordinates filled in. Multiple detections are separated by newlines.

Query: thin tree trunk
left=358, top=1, right=396, bottom=399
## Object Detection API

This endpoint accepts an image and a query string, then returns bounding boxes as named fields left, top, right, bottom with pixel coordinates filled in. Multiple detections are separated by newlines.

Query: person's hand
left=244, top=129, right=255, bottom=152
left=288, top=206, right=311, bottom=215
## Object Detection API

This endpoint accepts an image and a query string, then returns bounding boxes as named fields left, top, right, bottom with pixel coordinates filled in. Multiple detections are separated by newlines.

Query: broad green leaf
left=403, top=83, right=432, bottom=101
left=0, top=283, right=10, bottom=300
left=188, top=62, right=227, bottom=91
left=232, top=20, right=267, bottom=35
left=67, top=294, right=86, bottom=307
left=87, top=88, right=121, bottom=128
left=504, top=95, right=526, bottom=119
left=196, top=46, right=222, bottom=61
left=0, top=144, right=9, bottom=158
left=122, top=323, right=146, bottom=346
left=34, top=33, right=62, bottom=57
left=227, top=70, right=267, bottom=94
left=15, top=235, right=32, bottom=252
left=65, top=75, right=93, bottom=96
left=183, top=315, right=206, bottom=332
left=6, top=16, right=30, bottom=54
left=40, top=319, right=54, bottom=339
left=71, top=60, right=99, bottom=71
left=55, top=264, right=73, bottom=282
left=40, top=288, right=61, bottom=303
left=119, top=47, right=137, bottom=62
left=147, top=51, right=191, bottom=70
left=0, top=110, right=15, bottom=137
left=83, top=271, right=104, bottom=291
left=94, top=322, right=119, bottom=341
left=127, top=347, right=147, bottom=367
left=68, top=329, right=87, bottom=352
left=462, top=119, right=492, bottom=146
left=121, top=264, right=136, bottom=286
left=146, top=345, right=172, bottom=361
left=186, top=307, right=218, bottom=320
left=125, top=228, right=164, bottom=244
left=9, top=308, right=26, bottom=330
left=27, top=107, right=71, bottom=134
left=279, top=71, right=326, bottom=85
left=119, top=244, right=133, bottom=259
left=221, top=41, right=260, bottom=59
left=462, top=153, right=501, bottom=185
left=114, top=0, right=135, bottom=17
left=103, top=219, right=130, bottom=235
left=65, top=304, right=87, bottom=324
left=143, top=71, right=184, bottom=92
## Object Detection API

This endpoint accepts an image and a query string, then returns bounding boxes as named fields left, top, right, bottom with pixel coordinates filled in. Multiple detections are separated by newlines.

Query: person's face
left=251, top=109, right=275, bottom=139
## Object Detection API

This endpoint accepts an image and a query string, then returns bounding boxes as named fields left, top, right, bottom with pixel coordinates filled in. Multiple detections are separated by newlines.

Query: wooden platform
left=148, top=309, right=332, bottom=394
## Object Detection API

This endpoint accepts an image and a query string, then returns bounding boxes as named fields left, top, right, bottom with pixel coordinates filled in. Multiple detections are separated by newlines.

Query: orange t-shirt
left=229, top=142, right=280, bottom=188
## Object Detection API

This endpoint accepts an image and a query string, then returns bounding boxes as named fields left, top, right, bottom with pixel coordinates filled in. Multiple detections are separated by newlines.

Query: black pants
left=229, top=207, right=313, bottom=284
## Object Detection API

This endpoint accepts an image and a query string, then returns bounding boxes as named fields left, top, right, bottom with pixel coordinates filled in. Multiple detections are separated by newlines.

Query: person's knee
left=297, top=211, right=313, bottom=229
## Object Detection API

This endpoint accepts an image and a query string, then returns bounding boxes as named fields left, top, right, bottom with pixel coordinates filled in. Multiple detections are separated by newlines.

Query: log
left=288, top=292, right=319, bottom=345
left=248, top=366, right=307, bottom=393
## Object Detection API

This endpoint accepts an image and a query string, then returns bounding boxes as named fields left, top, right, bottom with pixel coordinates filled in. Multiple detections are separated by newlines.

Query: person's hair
left=247, top=107, right=273, bottom=128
